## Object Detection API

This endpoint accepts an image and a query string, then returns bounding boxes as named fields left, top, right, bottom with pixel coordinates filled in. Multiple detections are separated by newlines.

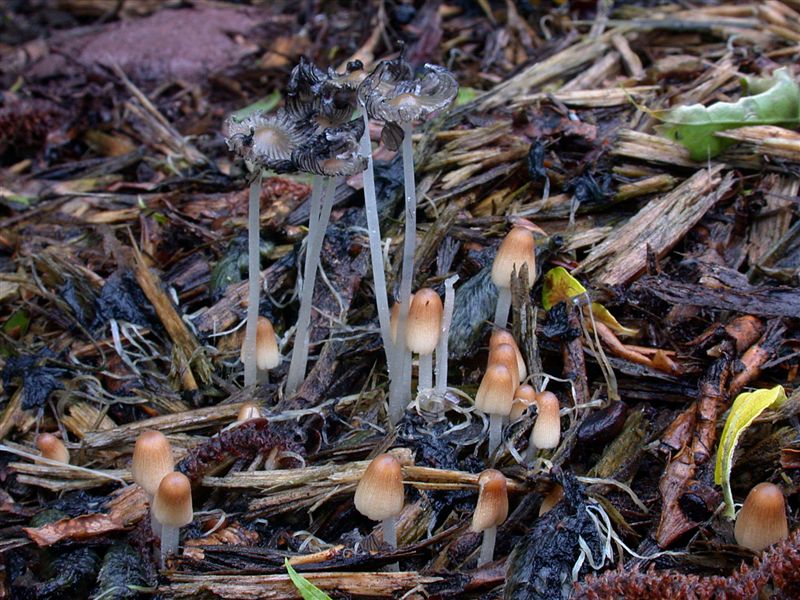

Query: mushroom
left=471, top=469, right=508, bottom=567
left=489, top=329, right=526, bottom=382
left=236, top=402, right=262, bottom=423
left=359, top=57, right=458, bottom=425
left=539, top=484, right=564, bottom=516
left=226, top=109, right=303, bottom=387
left=509, top=384, right=537, bottom=420
left=131, top=430, right=174, bottom=535
left=491, top=227, right=536, bottom=328
left=475, top=364, right=515, bottom=457
left=285, top=118, right=367, bottom=396
left=35, top=433, right=69, bottom=464
left=354, top=453, right=404, bottom=569
left=734, top=482, right=788, bottom=553
left=153, top=471, right=193, bottom=568
left=247, top=316, right=280, bottom=383
left=488, top=343, right=522, bottom=385
left=527, top=391, right=561, bottom=462
left=407, top=288, right=443, bottom=394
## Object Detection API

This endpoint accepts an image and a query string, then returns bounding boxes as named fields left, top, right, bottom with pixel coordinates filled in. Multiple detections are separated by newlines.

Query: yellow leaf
left=542, top=267, right=586, bottom=311
left=714, top=385, right=787, bottom=519
left=588, top=302, right=639, bottom=337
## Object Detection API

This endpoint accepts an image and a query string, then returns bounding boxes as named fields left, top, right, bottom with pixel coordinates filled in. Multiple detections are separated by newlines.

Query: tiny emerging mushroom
left=471, top=469, right=508, bottom=567
left=527, top=391, right=561, bottom=462
left=131, top=430, right=175, bottom=537
left=510, top=384, right=537, bottom=420
left=734, top=482, right=789, bottom=553
left=236, top=402, right=262, bottom=423
left=354, top=453, right=405, bottom=570
left=407, top=288, right=443, bottom=394
left=488, top=342, right=522, bottom=385
left=244, top=316, right=279, bottom=383
left=489, top=329, right=526, bottom=382
left=35, top=433, right=69, bottom=464
left=491, top=227, right=536, bottom=328
left=475, top=364, right=515, bottom=458
left=153, top=471, right=193, bottom=568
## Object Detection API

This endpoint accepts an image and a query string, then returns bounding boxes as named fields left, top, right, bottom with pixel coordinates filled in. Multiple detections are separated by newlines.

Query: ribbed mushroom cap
left=475, top=365, right=515, bottom=417
left=734, top=482, right=789, bottom=552
left=510, top=384, right=537, bottom=420
left=237, top=402, right=261, bottom=423
left=354, top=453, right=404, bottom=521
left=530, top=391, right=561, bottom=449
left=225, top=109, right=303, bottom=171
left=471, top=469, right=509, bottom=532
left=491, top=227, right=536, bottom=289
left=36, top=433, right=70, bottom=464
left=255, top=317, right=280, bottom=370
left=390, top=294, right=414, bottom=344
left=489, top=329, right=527, bottom=382
left=407, top=288, right=443, bottom=355
left=488, top=343, right=521, bottom=384
left=539, top=484, right=564, bottom=516
left=152, top=472, right=193, bottom=528
left=131, top=430, right=174, bottom=497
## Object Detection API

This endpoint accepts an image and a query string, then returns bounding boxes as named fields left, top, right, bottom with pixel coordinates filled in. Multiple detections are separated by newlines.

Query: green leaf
left=714, top=385, right=787, bottom=519
left=3, top=310, right=29, bottom=337
left=542, top=267, right=587, bottom=311
left=455, top=87, right=480, bottom=107
left=589, top=303, right=639, bottom=337
left=285, top=558, right=333, bottom=600
left=655, top=67, right=800, bottom=161
left=230, top=91, right=283, bottom=121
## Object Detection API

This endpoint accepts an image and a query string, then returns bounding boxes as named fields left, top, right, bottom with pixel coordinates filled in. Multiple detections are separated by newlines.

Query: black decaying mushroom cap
left=285, top=56, right=328, bottom=119
left=292, top=118, right=367, bottom=176
left=225, top=109, right=304, bottom=171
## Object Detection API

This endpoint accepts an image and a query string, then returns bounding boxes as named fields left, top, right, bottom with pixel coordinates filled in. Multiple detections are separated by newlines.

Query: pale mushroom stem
left=160, top=525, right=179, bottom=568
left=286, top=177, right=336, bottom=396
left=478, top=526, right=497, bottom=567
left=243, top=171, right=264, bottom=387
left=525, top=442, right=537, bottom=465
left=493, top=287, right=512, bottom=329
left=418, top=353, right=433, bottom=392
left=388, top=123, right=417, bottom=424
left=435, top=274, right=458, bottom=395
left=359, top=110, right=393, bottom=371
left=382, top=515, right=399, bottom=572
left=488, top=414, right=503, bottom=457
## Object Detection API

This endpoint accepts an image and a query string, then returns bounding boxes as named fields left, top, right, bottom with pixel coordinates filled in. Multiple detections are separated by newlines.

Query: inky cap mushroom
left=225, top=108, right=304, bottom=171
left=292, top=117, right=367, bottom=176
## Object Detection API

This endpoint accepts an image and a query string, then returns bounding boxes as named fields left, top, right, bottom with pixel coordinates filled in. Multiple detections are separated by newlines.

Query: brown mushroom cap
left=406, top=288, right=443, bottom=355
left=491, top=227, right=536, bottom=289
left=131, top=430, right=174, bottom=497
left=488, top=343, right=521, bottom=384
left=734, top=482, right=789, bottom=552
left=489, top=329, right=526, bottom=381
left=471, top=469, right=509, bottom=532
left=510, top=384, right=537, bottom=420
left=475, top=365, right=515, bottom=417
left=255, top=316, right=280, bottom=370
left=354, top=454, right=405, bottom=521
left=237, top=402, right=262, bottom=422
left=152, top=472, right=193, bottom=528
left=530, top=391, right=561, bottom=449
left=36, top=433, right=70, bottom=464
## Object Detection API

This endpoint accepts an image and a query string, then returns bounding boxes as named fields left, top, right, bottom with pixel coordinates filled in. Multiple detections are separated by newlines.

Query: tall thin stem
left=418, top=353, right=433, bottom=392
left=435, top=274, right=459, bottom=395
left=382, top=515, right=399, bottom=572
left=359, top=111, right=393, bottom=370
left=160, top=525, right=179, bottom=569
left=286, top=177, right=336, bottom=396
left=488, top=414, right=503, bottom=458
left=243, top=171, right=263, bottom=387
left=493, top=287, right=512, bottom=329
left=478, top=526, right=497, bottom=567
left=388, top=123, right=417, bottom=424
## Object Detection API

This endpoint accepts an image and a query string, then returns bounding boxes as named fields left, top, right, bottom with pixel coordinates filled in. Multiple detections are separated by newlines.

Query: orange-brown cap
left=406, top=289, right=443, bottom=355
left=475, top=365, right=515, bottom=416
left=256, top=317, right=280, bottom=370
left=131, top=430, right=174, bottom=497
left=530, top=391, right=560, bottom=449
left=390, top=294, right=414, bottom=344
left=491, top=227, right=536, bottom=290
left=152, top=471, right=193, bottom=528
left=237, top=402, right=261, bottom=422
left=488, top=343, right=521, bottom=384
left=354, top=453, right=405, bottom=521
left=36, top=433, right=70, bottom=464
left=734, top=482, right=788, bottom=552
left=539, top=484, right=564, bottom=516
left=471, top=469, right=509, bottom=532
left=510, top=384, right=537, bottom=420
left=489, top=329, right=527, bottom=382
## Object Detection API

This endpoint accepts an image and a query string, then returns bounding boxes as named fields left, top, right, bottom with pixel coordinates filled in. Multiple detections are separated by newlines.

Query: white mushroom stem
left=478, top=526, right=497, bottom=567
left=493, top=287, right=512, bottom=329
left=418, top=353, right=433, bottom=392
left=388, top=123, right=417, bottom=424
left=435, top=274, right=458, bottom=395
left=286, top=177, right=336, bottom=396
left=160, top=525, right=180, bottom=568
left=243, top=170, right=264, bottom=387
left=359, top=110, right=393, bottom=371
left=488, top=414, right=503, bottom=457
left=382, top=515, right=399, bottom=572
